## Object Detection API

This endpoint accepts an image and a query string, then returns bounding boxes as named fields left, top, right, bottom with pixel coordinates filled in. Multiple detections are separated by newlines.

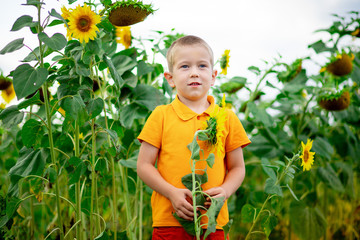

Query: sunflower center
left=303, top=150, right=309, bottom=163
left=77, top=16, right=91, bottom=32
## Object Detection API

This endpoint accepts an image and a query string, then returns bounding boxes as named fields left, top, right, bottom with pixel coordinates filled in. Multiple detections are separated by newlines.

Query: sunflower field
left=0, top=0, right=359, bottom=239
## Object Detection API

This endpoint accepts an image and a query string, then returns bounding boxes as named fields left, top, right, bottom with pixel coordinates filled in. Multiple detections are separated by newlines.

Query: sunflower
left=108, top=0, right=154, bottom=27
left=299, top=139, right=315, bottom=171
left=324, top=52, right=354, bottom=77
left=220, top=50, right=230, bottom=75
left=67, top=4, right=101, bottom=43
left=318, top=89, right=351, bottom=111
left=203, top=95, right=227, bottom=156
left=1, top=83, right=16, bottom=104
left=116, top=26, right=132, bottom=49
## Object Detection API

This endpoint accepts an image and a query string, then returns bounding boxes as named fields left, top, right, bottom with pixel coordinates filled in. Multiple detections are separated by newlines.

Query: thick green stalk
left=191, top=160, right=200, bottom=240
left=95, top=178, right=101, bottom=234
left=30, top=197, right=35, bottom=239
left=42, top=84, right=64, bottom=240
left=104, top=108, right=117, bottom=239
left=37, top=2, right=63, bottom=239
left=75, top=122, right=83, bottom=240
left=90, top=118, right=97, bottom=239
left=119, top=164, right=136, bottom=239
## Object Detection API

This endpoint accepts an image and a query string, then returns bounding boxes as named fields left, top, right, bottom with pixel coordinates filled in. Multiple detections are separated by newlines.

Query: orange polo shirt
left=138, top=95, right=251, bottom=228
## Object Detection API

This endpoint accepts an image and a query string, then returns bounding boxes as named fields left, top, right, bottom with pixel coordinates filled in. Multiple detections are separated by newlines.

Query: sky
left=0, top=0, right=359, bottom=84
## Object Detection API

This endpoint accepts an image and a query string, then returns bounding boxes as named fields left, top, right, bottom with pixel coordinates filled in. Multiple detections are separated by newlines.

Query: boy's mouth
left=188, top=82, right=201, bottom=86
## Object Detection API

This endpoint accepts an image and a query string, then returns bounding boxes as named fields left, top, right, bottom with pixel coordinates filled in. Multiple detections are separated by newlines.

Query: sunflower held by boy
left=202, top=95, right=227, bottom=156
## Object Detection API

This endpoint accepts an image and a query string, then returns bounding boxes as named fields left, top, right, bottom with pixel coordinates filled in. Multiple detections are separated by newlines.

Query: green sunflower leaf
left=181, top=172, right=208, bottom=191
left=203, top=197, right=225, bottom=239
left=312, top=137, right=334, bottom=160
left=261, top=215, right=278, bottom=237
left=0, top=105, right=24, bottom=128
left=86, top=98, right=104, bottom=120
left=173, top=212, right=200, bottom=236
left=68, top=157, right=86, bottom=185
left=13, top=64, right=48, bottom=100
left=21, top=119, right=44, bottom=149
left=49, top=9, right=67, bottom=23
left=7, top=147, right=47, bottom=197
left=11, top=15, right=37, bottom=31
left=264, top=178, right=283, bottom=196
left=137, top=60, right=154, bottom=76
left=23, top=0, right=44, bottom=7
left=247, top=102, right=273, bottom=127
left=61, top=94, right=89, bottom=126
left=187, top=137, right=200, bottom=160
left=0, top=38, right=24, bottom=55
left=241, top=204, right=256, bottom=223
left=289, top=200, right=327, bottom=240
left=132, top=84, right=166, bottom=111
left=206, top=153, right=215, bottom=168
left=317, top=163, right=345, bottom=193
left=270, top=196, right=283, bottom=214
left=38, top=32, right=67, bottom=51
left=222, top=219, right=233, bottom=239
left=104, top=55, right=124, bottom=88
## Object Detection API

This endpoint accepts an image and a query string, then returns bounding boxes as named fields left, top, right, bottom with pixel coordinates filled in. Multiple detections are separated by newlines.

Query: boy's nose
left=190, top=69, right=199, bottom=78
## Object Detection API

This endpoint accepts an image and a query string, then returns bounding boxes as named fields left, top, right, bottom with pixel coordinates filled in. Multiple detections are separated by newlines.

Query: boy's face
left=164, top=44, right=217, bottom=104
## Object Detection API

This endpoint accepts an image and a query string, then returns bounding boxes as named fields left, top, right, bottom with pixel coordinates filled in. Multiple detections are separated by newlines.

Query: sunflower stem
left=37, top=2, right=64, bottom=239
left=75, top=121, right=83, bottom=240
left=90, top=118, right=97, bottom=239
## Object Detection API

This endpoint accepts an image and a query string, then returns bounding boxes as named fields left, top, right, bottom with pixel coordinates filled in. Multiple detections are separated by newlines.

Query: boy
left=137, top=35, right=251, bottom=239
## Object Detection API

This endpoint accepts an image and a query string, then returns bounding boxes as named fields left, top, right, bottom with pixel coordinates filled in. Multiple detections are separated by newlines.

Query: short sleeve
left=137, top=106, right=164, bottom=149
left=225, top=110, right=251, bottom=152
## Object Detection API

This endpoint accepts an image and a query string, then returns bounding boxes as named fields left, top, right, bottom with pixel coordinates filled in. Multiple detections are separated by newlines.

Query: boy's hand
left=168, top=188, right=194, bottom=221
left=203, top=187, right=227, bottom=208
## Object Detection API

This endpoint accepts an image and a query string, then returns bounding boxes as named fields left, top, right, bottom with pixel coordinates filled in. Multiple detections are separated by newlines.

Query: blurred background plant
left=0, top=0, right=359, bottom=239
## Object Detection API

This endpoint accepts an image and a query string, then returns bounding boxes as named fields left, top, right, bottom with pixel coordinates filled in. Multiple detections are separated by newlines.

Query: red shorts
left=152, top=227, right=229, bottom=240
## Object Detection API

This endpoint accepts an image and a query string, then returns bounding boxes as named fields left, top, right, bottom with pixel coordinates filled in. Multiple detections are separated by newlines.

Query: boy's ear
left=164, top=71, right=175, bottom=88
left=211, top=69, right=218, bottom=86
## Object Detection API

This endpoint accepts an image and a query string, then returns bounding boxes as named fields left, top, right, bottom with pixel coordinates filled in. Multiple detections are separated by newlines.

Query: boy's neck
left=177, top=95, right=210, bottom=114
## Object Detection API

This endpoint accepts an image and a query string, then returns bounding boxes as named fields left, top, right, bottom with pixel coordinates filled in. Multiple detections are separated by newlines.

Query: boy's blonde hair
left=166, top=35, right=214, bottom=72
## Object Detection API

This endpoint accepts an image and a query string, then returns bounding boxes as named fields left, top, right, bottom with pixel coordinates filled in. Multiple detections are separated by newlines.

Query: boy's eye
left=199, top=64, right=207, bottom=68
left=180, top=65, right=189, bottom=69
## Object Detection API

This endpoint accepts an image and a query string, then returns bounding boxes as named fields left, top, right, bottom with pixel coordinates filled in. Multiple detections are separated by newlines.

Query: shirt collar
left=171, top=95, right=216, bottom=121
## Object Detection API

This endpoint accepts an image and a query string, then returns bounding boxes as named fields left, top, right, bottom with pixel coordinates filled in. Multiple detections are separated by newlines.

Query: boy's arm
left=204, top=146, right=245, bottom=202
left=137, top=141, right=195, bottom=220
